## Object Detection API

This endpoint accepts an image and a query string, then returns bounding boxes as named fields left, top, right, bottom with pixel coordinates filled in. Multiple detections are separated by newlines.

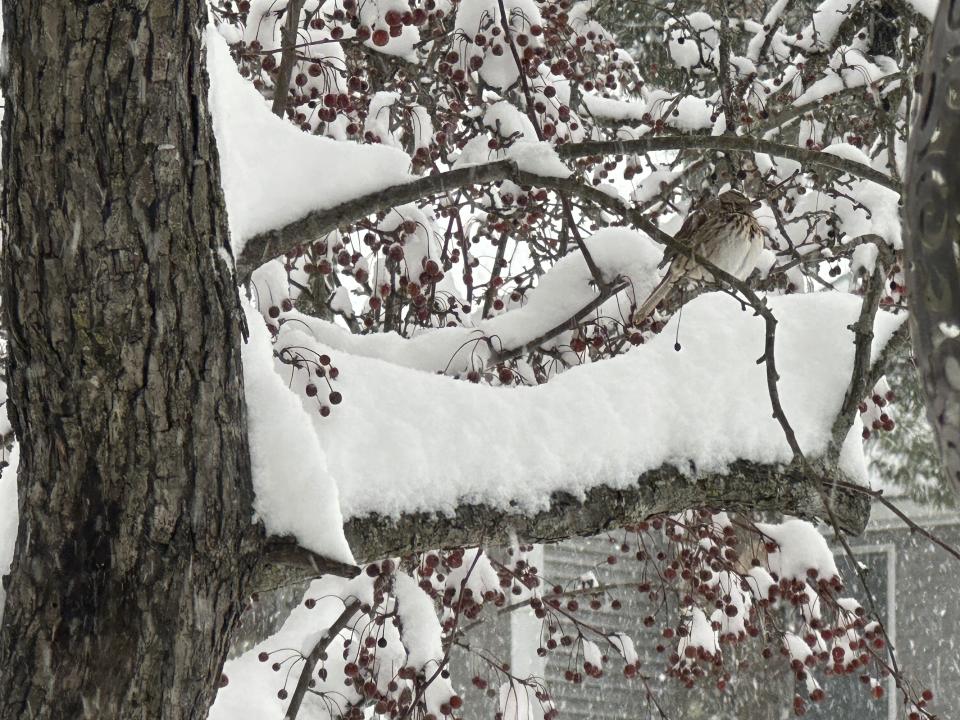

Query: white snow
left=582, top=639, right=603, bottom=669
left=205, top=28, right=414, bottom=256
left=241, top=303, right=353, bottom=564
left=260, top=288, right=903, bottom=521
left=784, top=631, right=814, bottom=664
left=850, top=242, right=879, bottom=276
left=666, top=12, right=718, bottom=69
left=757, top=517, right=840, bottom=580
left=794, top=0, right=860, bottom=51
left=329, top=286, right=354, bottom=317
left=792, top=48, right=898, bottom=107
left=609, top=632, right=639, bottom=666
left=581, top=89, right=714, bottom=132
left=746, top=565, right=777, bottom=600
left=905, top=0, right=939, bottom=20
left=506, top=141, right=572, bottom=178
left=498, top=680, right=540, bottom=720
left=0, top=443, right=18, bottom=622
left=453, top=0, right=545, bottom=90
left=746, top=0, right=790, bottom=61
left=286, top=227, right=662, bottom=374
left=678, top=607, right=719, bottom=660
left=210, top=575, right=370, bottom=720
left=781, top=144, right=903, bottom=250
left=393, top=573, right=445, bottom=669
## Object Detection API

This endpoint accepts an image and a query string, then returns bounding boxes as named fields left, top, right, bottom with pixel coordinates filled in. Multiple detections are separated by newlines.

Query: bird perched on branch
left=634, top=190, right=764, bottom=324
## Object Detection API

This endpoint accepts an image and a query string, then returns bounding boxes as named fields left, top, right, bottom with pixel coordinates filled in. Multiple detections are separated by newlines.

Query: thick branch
left=341, top=460, right=870, bottom=564
left=285, top=599, right=363, bottom=720
left=236, top=135, right=897, bottom=279
left=251, top=537, right=361, bottom=594
left=237, top=160, right=515, bottom=279
left=555, top=136, right=900, bottom=192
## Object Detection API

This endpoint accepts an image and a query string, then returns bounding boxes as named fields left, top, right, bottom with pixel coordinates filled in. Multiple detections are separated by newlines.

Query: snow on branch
left=258, top=227, right=660, bottom=373
left=246, top=261, right=903, bottom=568
left=341, top=461, right=870, bottom=564
left=208, top=24, right=900, bottom=281
left=206, top=28, right=414, bottom=259
left=232, top=132, right=896, bottom=280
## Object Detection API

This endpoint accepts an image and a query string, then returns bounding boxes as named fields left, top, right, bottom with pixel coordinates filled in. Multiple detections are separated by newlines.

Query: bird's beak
left=750, top=200, right=762, bottom=210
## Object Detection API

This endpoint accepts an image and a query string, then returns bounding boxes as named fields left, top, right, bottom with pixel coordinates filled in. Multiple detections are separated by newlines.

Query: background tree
left=903, top=0, right=960, bottom=499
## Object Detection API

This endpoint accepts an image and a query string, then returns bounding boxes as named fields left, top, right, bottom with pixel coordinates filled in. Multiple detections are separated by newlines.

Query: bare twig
left=862, top=486, right=960, bottom=563
left=482, top=231, right=510, bottom=319
left=828, top=262, right=886, bottom=459
left=494, top=0, right=608, bottom=291
left=271, top=0, right=307, bottom=118
left=285, top=599, right=363, bottom=720
left=815, top=484, right=906, bottom=706
left=494, top=279, right=629, bottom=363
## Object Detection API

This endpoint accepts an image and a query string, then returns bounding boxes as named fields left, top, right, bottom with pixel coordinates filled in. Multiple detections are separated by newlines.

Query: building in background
left=455, top=498, right=960, bottom=720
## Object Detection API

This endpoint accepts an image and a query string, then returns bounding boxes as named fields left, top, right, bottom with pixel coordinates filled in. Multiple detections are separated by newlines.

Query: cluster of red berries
left=860, top=387, right=896, bottom=439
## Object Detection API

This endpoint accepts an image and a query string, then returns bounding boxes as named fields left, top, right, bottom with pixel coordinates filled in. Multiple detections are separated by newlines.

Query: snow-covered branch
left=556, top=136, right=900, bottom=191
left=339, top=460, right=871, bottom=564
left=244, top=271, right=905, bottom=581
left=234, top=132, right=895, bottom=279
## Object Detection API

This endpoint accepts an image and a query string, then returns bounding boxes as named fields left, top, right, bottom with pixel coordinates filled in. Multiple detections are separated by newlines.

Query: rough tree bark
left=0, top=4, right=262, bottom=719
left=903, top=0, right=960, bottom=497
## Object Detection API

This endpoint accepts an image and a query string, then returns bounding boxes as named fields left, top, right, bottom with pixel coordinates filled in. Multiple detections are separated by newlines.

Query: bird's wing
left=657, top=199, right=714, bottom=269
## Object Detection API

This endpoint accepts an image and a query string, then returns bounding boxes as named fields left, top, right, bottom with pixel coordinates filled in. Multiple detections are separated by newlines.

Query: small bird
left=634, top=190, right=764, bottom=324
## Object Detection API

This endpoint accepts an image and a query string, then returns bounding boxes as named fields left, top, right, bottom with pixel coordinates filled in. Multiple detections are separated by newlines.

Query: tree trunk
left=0, top=3, right=261, bottom=718
left=903, top=0, right=960, bottom=497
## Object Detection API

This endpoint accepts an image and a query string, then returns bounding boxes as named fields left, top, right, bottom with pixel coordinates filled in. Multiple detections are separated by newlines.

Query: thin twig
left=271, top=0, right=307, bottom=118
left=828, top=262, right=886, bottom=459
left=494, top=279, right=629, bottom=363
left=816, top=483, right=906, bottom=703
left=285, top=599, right=363, bottom=720
left=494, top=0, right=608, bottom=291
left=834, top=481, right=960, bottom=563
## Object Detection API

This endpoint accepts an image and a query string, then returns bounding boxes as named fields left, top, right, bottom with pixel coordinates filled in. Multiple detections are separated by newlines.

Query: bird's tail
left=633, top=271, right=676, bottom=326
